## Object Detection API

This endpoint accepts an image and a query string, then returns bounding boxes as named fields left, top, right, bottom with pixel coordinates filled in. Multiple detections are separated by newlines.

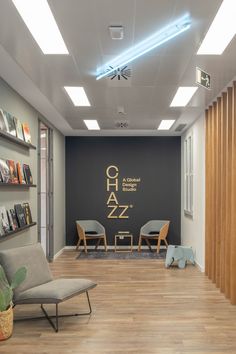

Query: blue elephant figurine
left=165, top=245, right=195, bottom=269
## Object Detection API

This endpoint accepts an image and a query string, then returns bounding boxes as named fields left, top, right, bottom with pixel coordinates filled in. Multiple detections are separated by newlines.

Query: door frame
left=38, top=119, right=54, bottom=261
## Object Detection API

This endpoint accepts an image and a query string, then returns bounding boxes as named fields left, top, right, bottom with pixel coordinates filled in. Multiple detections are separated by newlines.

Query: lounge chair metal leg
left=41, top=303, right=59, bottom=332
left=86, top=290, right=92, bottom=314
left=14, top=291, right=92, bottom=332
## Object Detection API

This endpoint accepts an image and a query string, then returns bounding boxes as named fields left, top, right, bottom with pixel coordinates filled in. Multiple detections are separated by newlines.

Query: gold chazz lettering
left=107, top=205, right=129, bottom=219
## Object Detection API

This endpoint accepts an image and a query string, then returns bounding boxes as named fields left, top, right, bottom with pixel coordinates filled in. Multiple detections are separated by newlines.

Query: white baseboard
left=53, top=248, right=64, bottom=260
left=64, top=246, right=77, bottom=250
left=195, top=260, right=205, bottom=272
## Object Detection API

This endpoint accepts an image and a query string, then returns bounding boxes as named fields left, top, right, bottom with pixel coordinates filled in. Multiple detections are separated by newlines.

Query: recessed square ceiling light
left=12, top=0, right=69, bottom=54
left=170, top=87, right=198, bottom=107
left=158, top=120, right=175, bottom=130
left=84, top=120, right=100, bottom=130
left=197, top=0, right=236, bottom=55
left=109, top=26, right=124, bottom=40
left=64, top=87, right=91, bottom=107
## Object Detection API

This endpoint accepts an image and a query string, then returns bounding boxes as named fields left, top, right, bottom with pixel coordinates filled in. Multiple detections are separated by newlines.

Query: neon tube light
left=96, top=14, right=191, bottom=80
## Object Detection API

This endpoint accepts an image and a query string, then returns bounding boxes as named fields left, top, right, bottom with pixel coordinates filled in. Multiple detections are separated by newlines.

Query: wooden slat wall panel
left=230, top=81, right=236, bottom=304
left=220, top=92, right=227, bottom=294
left=205, top=82, right=236, bottom=304
left=216, top=97, right=221, bottom=288
left=225, top=87, right=232, bottom=298
left=212, top=102, right=217, bottom=284
left=208, top=106, right=214, bottom=279
left=205, top=109, right=209, bottom=277
left=209, top=105, right=214, bottom=281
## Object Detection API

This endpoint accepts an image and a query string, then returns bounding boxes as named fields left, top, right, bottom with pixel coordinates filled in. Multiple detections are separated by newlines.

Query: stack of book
left=0, top=108, right=31, bottom=143
left=0, top=203, right=33, bottom=237
left=0, top=158, right=33, bottom=184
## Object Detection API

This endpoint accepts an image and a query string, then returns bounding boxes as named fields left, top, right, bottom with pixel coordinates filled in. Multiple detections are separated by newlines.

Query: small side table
left=115, top=232, right=133, bottom=252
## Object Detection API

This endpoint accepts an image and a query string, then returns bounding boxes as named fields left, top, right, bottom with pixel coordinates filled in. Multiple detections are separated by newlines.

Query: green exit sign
left=196, top=67, right=211, bottom=90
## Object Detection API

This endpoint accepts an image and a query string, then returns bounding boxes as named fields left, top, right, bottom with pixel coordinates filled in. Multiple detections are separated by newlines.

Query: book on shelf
left=14, top=116, right=24, bottom=140
left=8, top=208, right=19, bottom=230
left=22, top=123, right=31, bottom=143
left=7, top=160, right=19, bottom=184
left=16, top=162, right=26, bottom=184
left=0, top=219, right=4, bottom=236
left=23, top=202, right=32, bottom=225
left=23, top=164, right=33, bottom=184
left=0, top=109, right=8, bottom=132
left=0, top=206, right=10, bottom=235
left=14, top=204, right=26, bottom=228
left=0, top=158, right=11, bottom=183
left=4, top=112, right=16, bottom=136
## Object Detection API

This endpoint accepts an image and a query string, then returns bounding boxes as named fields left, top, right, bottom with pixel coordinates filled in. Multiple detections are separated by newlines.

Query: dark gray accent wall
left=66, top=137, right=181, bottom=246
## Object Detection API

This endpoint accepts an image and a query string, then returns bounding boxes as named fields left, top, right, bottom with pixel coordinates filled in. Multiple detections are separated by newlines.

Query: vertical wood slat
left=205, top=83, right=236, bottom=303
left=212, top=102, right=217, bottom=284
left=208, top=105, right=213, bottom=280
left=205, top=109, right=209, bottom=277
left=230, top=81, right=236, bottom=304
left=215, top=97, right=221, bottom=288
left=225, top=87, right=232, bottom=298
left=220, top=92, right=227, bottom=293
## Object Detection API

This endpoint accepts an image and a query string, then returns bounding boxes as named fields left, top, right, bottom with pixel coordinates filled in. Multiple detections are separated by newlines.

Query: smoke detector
left=117, top=106, right=127, bottom=115
left=109, top=26, right=124, bottom=40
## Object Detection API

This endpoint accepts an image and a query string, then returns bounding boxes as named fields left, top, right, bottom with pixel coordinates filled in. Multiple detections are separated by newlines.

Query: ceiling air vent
left=109, top=26, right=124, bottom=40
left=107, top=66, right=131, bottom=80
left=115, top=121, right=129, bottom=129
left=175, top=124, right=187, bottom=132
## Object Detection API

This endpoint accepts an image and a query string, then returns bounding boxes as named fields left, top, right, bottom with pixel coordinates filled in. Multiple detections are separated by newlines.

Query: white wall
left=0, top=78, right=65, bottom=255
left=181, top=114, right=205, bottom=271
left=0, top=78, right=38, bottom=250
left=53, top=130, right=65, bottom=255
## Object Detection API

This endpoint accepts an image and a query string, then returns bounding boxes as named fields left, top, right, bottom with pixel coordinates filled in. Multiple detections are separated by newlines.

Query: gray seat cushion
left=85, top=233, right=104, bottom=237
left=15, top=278, right=97, bottom=304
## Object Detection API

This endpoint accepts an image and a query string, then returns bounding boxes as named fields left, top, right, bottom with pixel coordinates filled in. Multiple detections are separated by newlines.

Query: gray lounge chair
left=0, top=243, right=97, bottom=332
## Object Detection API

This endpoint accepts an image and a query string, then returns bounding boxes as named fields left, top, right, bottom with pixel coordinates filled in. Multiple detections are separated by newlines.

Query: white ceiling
left=0, top=0, right=236, bottom=136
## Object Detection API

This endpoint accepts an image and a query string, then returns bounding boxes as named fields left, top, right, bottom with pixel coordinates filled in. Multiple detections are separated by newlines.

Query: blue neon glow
left=96, top=14, right=191, bottom=80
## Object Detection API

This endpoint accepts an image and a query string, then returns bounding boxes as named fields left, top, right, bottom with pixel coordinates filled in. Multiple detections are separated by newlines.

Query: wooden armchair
left=76, top=220, right=108, bottom=253
left=138, top=220, right=170, bottom=253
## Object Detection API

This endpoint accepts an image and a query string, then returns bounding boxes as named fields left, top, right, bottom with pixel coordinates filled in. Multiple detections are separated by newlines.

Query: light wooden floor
left=1, top=250, right=236, bottom=354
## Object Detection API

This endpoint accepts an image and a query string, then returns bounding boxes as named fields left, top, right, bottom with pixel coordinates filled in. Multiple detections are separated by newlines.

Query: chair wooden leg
left=104, top=235, right=108, bottom=252
left=164, top=239, right=168, bottom=248
left=95, top=238, right=101, bottom=250
left=83, top=238, right=88, bottom=253
left=145, top=238, right=153, bottom=252
left=138, top=235, right=142, bottom=252
left=157, top=237, right=161, bottom=253
left=76, top=239, right=81, bottom=251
